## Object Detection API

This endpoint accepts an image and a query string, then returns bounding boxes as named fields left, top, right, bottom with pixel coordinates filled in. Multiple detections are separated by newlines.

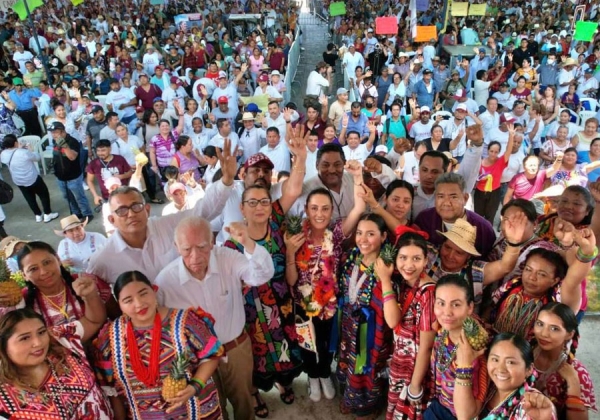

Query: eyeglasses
left=113, top=202, right=145, bottom=217
left=242, top=198, right=272, bottom=207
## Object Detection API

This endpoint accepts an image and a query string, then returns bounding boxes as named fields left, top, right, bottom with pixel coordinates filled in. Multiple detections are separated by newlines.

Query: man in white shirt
left=211, top=66, right=247, bottom=110
left=264, top=101, right=288, bottom=138
left=363, top=29, right=379, bottom=56
left=209, top=118, right=241, bottom=152
left=305, top=131, right=319, bottom=180
left=409, top=106, right=434, bottom=142
left=12, top=43, right=33, bottom=75
left=577, top=68, right=599, bottom=98
left=106, top=79, right=137, bottom=129
left=254, top=73, right=283, bottom=102
left=56, top=215, right=107, bottom=272
left=238, top=112, right=266, bottom=163
left=156, top=216, right=274, bottom=420
left=556, top=59, right=576, bottom=97
left=87, top=140, right=238, bottom=283
left=340, top=122, right=376, bottom=163
left=259, top=127, right=290, bottom=172
left=479, top=97, right=501, bottom=138
left=305, top=61, right=332, bottom=97
left=142, top=45, right=162, bottom=75
left=492, top=83, right=515, bottom=111
left=342, top=45, right=365, bottom=84
left=328, top=88, right=351, bottom=131
left=161, top=76, right=188, bottom=110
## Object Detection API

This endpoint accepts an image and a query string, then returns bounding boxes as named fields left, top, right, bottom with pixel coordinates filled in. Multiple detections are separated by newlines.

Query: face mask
left=366, top=103, right=373, bottom=108
left=547, top=59, right=555, bottom=64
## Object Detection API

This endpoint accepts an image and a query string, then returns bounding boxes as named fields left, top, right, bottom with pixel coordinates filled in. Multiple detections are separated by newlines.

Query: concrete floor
left=2, top=12, right=599, bottom=420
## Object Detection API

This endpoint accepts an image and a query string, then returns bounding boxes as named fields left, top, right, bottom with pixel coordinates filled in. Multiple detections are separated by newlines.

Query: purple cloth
left=414, top=208, right=497, bottom=259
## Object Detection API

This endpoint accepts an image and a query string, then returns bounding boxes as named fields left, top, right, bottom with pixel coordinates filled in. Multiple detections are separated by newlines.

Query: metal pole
left=21, top=0, right=54, bottom=88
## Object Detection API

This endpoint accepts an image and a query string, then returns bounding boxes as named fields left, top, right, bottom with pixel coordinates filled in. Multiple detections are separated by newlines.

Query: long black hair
left=538, top=302, right=580, bottom=357
left=16, top=241, right=84, bottom=309
left=113, top=271, right=153, bottom=301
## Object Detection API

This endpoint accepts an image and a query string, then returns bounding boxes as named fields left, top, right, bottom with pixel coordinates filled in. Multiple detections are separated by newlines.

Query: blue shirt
left=340, top=112, right=370, bottom=138
left=413, top=80, right=437, bottom=109
left=578, top=151, right=600, bottom=182
left=8, top=88, right=41, bottom=111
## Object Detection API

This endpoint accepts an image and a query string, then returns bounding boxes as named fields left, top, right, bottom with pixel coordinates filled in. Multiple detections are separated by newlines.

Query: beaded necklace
left=435, top=329, right=458, bottom=372
left=482, top=385, right=526, bottom=419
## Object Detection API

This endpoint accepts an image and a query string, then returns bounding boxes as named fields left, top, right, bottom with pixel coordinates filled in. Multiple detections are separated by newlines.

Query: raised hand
left=374, top=257, right=394, bottom=282
left=573, top=228, right=596, bottom=256
left=345, top=159, right=363, bottom=177
left=553, top=218, right=576, bottom=247
left=522, top=391, right=555, bottom=420
left=588, top=181, right=600, bottom=203
left=456, top=329, right=485, bottom=367
left=342, top=113, right=349, bottom=127
left=216, top=137, right=238, bottom=186
left=356, top=183, right=378, bottom=207
left=225, top=221, right=251, bottom=246
left=503, top=210, right=528, bottom=244
left=364, top=156, right=383, bottom=174
left=72, top=274, right=99, bottom=300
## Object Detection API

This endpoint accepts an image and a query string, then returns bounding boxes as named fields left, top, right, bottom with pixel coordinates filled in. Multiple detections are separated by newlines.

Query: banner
left=12, top=0, right=43, bottom=20
left=416, top=0, right=429, bottom=12
left=441, top=0, right=452, bottom=33
left=0, top=0, right=18, bottom=12
left=415, top=26, right=438, bottom=42
left=329, top=1, right=346, bottom=16
left=468, top=4, right=486, bottom=15
left=574, top=21, right=598, bottom=41
left=375, top=17, right=398, bottom=35
left=410, top=0, right=417, bottom=38
left=451, top=2, right=469, bottom=16
left=173, top=13, right=203, bottom=31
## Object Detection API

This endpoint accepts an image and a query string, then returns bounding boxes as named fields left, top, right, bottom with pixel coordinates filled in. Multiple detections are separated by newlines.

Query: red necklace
left=126, top=311, right=162, bottom=387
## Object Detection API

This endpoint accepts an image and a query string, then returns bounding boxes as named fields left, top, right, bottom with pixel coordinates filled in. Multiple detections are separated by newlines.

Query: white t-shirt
left=474, top=79, right=492, bottom=107
left=161, top=86, right=187, bottom=110
left=306, top=70, right=330, bottom=96
left=111, top=136, right=145, bottom=166
left=342, top=143, right=372, bottom=163
left=57, top=232, right=108, bottom=272
left=401, top=151, right=420, bottom=185
left=259, top=142, right=291, bottom=172
left=409, top=120, right=434, bottom=142
left=0, top=148, right=39, bottom=187
left=13, top=50, right=33, bottom=74
left=106, top=88, right=136, bottom=119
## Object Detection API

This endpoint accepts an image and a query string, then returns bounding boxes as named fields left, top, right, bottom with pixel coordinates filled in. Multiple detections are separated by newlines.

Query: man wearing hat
left=162, top=76, right=188, bottom=110
left=141, top=45, right=162, bottom=76
left=438, top=103, right=483, bottom=161
left=238, top=112, right=266, bottom=162
left=211, top=96, right=238, bottom=125
left=48, top=121, right=94, bottom=222
left=211, top=64, right=248, bottom=110
left=413, top=68, right=438, bottom=109
left=162, top=180, right=205, bottom=216
left=254, top=72, right=283, bottom=102
left=8, top=77, right=42, bottom=136
left=106, top=78, right=137, bottom=131
left=56, top=215, right=107, bottom=273
left=342, top=45, right=365, bottom=85
left=328, top=87, right=351, bottom=132
left=441, top=69, right=467, bottom=111
left=557, top=58, right=576, bottom=97
left=577, top=68, right=599, bottom=98
left=306, top=61, right=332, bottom=98
left=0, top=236, right=28, bottom=273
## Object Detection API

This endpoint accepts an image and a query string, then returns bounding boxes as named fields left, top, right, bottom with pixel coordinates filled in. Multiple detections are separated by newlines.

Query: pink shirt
left=249, top=55, right=265, bottom=74
left=150, top=129, right=179, bottom=167
left=508, top=170, right=547, bottom=200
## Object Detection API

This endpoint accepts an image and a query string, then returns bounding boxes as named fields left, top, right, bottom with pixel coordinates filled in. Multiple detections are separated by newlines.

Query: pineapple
left=379, top=243, right=397, bottom=266
left=0, top=258, right=22, bottom=307
left=162, top=354, right=190, bottom=401
left=134, top=148, right=149, bottom=166
left=462, top=317, right=489, bottom=351
left=286, top=215, right=304, bottom=235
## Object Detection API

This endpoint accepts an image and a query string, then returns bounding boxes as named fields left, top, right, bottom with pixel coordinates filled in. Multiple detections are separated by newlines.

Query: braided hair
left=16, top=241, right=85, bottom=309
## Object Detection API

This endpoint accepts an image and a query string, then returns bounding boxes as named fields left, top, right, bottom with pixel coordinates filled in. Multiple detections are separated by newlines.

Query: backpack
left=384, top=115, right=409, bottom=139
left=0, top=151, right=16, bottom=204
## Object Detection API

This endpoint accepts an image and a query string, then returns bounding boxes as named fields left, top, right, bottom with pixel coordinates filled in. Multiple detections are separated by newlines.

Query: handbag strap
left=6, top=149, right=17, bottom=169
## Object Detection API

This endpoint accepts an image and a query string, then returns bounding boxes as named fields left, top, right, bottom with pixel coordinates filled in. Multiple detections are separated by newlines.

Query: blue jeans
left=57, top=174, right=93, bottom=217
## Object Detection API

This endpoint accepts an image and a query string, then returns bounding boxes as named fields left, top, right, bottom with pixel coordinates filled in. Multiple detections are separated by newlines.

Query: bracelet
left=382, top=290, right=396, bottom=298
left=455, top=381, right=473, bottom=387
left=354, top=182, right=363, bottom=186
left=383, top=295, right=396, bottom=304
left=189, top=380, right=203, bottom=395
left=406, top=385, right=424, bottom=401
left=576, top=246, right=598, bottom=263
left=372, top=202, right=380, bottom=210
left=191, top=378, right=206, bottom=390
left=560, top=241, right=576, bottom=251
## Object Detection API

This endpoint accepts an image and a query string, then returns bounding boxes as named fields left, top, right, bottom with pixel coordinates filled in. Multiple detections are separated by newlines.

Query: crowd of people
left=0, top=0, right=597, bottom=419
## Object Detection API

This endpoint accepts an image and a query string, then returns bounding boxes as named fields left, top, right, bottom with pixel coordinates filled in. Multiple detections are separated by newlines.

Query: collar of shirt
left=178, top=251, right=218, bottom=285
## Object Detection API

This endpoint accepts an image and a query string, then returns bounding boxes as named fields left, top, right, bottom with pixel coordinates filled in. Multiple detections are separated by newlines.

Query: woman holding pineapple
left=93, top=271, right=224, bottom=420
left=284, top=162, right=368, bottom=403
left=423, top=275, right=490, bottom=420
left=336, top=213, right=393, bottom=419
left=1, top=241, right=111, bottom=336
left=374, top=228, right=436, bottom=420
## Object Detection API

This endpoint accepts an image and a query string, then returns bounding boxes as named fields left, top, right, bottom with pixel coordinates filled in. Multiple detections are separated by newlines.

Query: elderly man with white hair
left=156, top=216, right=274, bottom=420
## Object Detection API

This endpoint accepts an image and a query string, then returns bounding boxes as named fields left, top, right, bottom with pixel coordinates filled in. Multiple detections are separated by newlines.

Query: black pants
left=296, top=305, right=334, bottom=379
left=17, top=176, right=52, bottom=216
left=473, top=188, right=502, bottom=225
left=17, top=108, right=42, bottom=137
left=141, top=164, right=158, bottom=200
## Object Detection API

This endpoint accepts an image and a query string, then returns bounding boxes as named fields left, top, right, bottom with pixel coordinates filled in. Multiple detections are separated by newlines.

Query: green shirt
left=23, top=70, right=44, bottom=87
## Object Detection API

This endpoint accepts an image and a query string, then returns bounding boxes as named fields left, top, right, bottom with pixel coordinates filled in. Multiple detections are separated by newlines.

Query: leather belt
left=223, top=331, right=248, bottom=352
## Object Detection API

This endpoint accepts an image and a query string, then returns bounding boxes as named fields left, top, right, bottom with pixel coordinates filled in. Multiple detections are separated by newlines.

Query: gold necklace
left=40, top=288, right=70, bottom=319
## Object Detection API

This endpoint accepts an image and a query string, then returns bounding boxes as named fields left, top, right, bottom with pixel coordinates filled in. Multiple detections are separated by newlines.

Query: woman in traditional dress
left=93, top=271, right=223, bottom=419
left=532, top=302, right=597, bottom=418
left=0, top=241, right=110, bottom=337
left=375, top=228, right=436, bottom=420
left=223, top=185, right=303, bottom=416
left=0, top=308, right=113, bottom=419
left=423, top=275, right=489, bottom=420
left=284, top=167, right=367, bottom=403
left=487, top=224, right=596, bottom=339
left=547, top=147, right=600, bottom=188
left=454, top=332, right=556, bottom=419
left=337, top=213, right=393, bottom=419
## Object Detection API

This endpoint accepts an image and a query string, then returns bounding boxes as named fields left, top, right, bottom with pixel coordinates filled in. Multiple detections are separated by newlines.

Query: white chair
left=95, top=95, right=108, bottom=111
left=17, top=135, right=41, bottom=147
left=581, top=98, right=600, bottom=112
left=38, top=134, right=54, bottom=175
left=579, top=110, right=596, bottom=127
left=559, top=108, right=580, bottom=125
left=432, top=110, right=453, bottom=121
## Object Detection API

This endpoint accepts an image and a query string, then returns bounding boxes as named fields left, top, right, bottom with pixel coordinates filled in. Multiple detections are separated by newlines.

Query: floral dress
left=534, top=357, right=597, bottom=417
left=93, top=308, right=223, bottom=420
left=0, top=321, right=113, bottom=419
left=224, top=201, right=302, bottom=390
left=336, top=247, right=393, bottom=417
left=387, top=281, right=436, bottom=420
left=0, top=104, right=21, bottom=142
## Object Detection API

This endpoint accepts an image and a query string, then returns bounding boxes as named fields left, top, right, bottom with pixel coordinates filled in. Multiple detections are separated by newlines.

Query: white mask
left=547, top=59, right=555, bottom=64
left=95, top=76, right=102, bottom=83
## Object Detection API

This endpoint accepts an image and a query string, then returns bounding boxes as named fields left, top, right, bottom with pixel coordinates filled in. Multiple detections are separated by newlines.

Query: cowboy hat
left=562, top=57, right=578, bottom=67
left=0, top=236, right=28, bottom=258
left=436, top=218, right=481, bottom=256
left=54, top=215, right=88, bottom=236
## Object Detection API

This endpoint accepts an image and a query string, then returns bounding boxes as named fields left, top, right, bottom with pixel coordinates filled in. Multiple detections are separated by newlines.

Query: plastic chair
left=38, top=134, right=54, bottom=175
left=559, top=108, right=580, bottom=125
left=579, top=110, right=596, bottom=127
left=581, top=98, right=600, bottom=112
left=95, top=95, right=108, bottom=111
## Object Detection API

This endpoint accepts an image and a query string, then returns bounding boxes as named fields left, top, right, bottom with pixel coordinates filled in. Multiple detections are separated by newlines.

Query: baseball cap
left=585, top=68, right=594, bottom=74
left=423, top=69, right=433, bottom=75
left=246, top=103, right=262, bottom=113
left=218, top=70, right=228, bottom=79
left=270, top=70, right=281, bottom=76
left=154, top=65, right=163, bottom=71
left=244, top=153, right=274, bottom=170
left=337, top=87, right=348, bottom=95
left=455, top=103, right=468, bottom=112
left=375, top=145, right=388, bottom=154
left=500, top=113, right=517, bottom=124
left=451, top=69, right=460, bottom=76
left=500, top=82, right=510, bottom=87
left=367, top=28, right=374, bottom=33
left=169, top=182, right=186, bottom=195
left=169, top=76, right=181, bottom=85
left=153, top=97, right=164, bottom=103
left=478, top=47, right=486, bottom=53
left=138, top=72, right=148, bottom=78
left=47, top=121, right=65, bottom=131
left=258, top=74, right=269, bottom=82
left=91, top=105, right=104, bottom=113
left=453, top=88, right=467, bottom=99
left=217, top=96, right=228, bottom=104
left=12, top=77, right=23, bottom=86
left=135, top=106, right=144, bottom=113
left=420, top=106, right=431, bottom=114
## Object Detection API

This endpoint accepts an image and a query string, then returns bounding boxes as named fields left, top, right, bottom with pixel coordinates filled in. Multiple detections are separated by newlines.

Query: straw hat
left=442, top=151, right=458, bottom=165
left=54, top=215, right=88, bottom=236
left=562, top=57, right=578, bottom=67
left=436, top=218, right=481, bottom=256
left=0, top=236, right=28, bottom=258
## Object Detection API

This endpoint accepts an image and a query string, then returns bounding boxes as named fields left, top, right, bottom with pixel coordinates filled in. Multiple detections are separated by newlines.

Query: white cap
left=375, top=145, right=388, bottom=154
left=420, top=106, right=431, bottom=113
